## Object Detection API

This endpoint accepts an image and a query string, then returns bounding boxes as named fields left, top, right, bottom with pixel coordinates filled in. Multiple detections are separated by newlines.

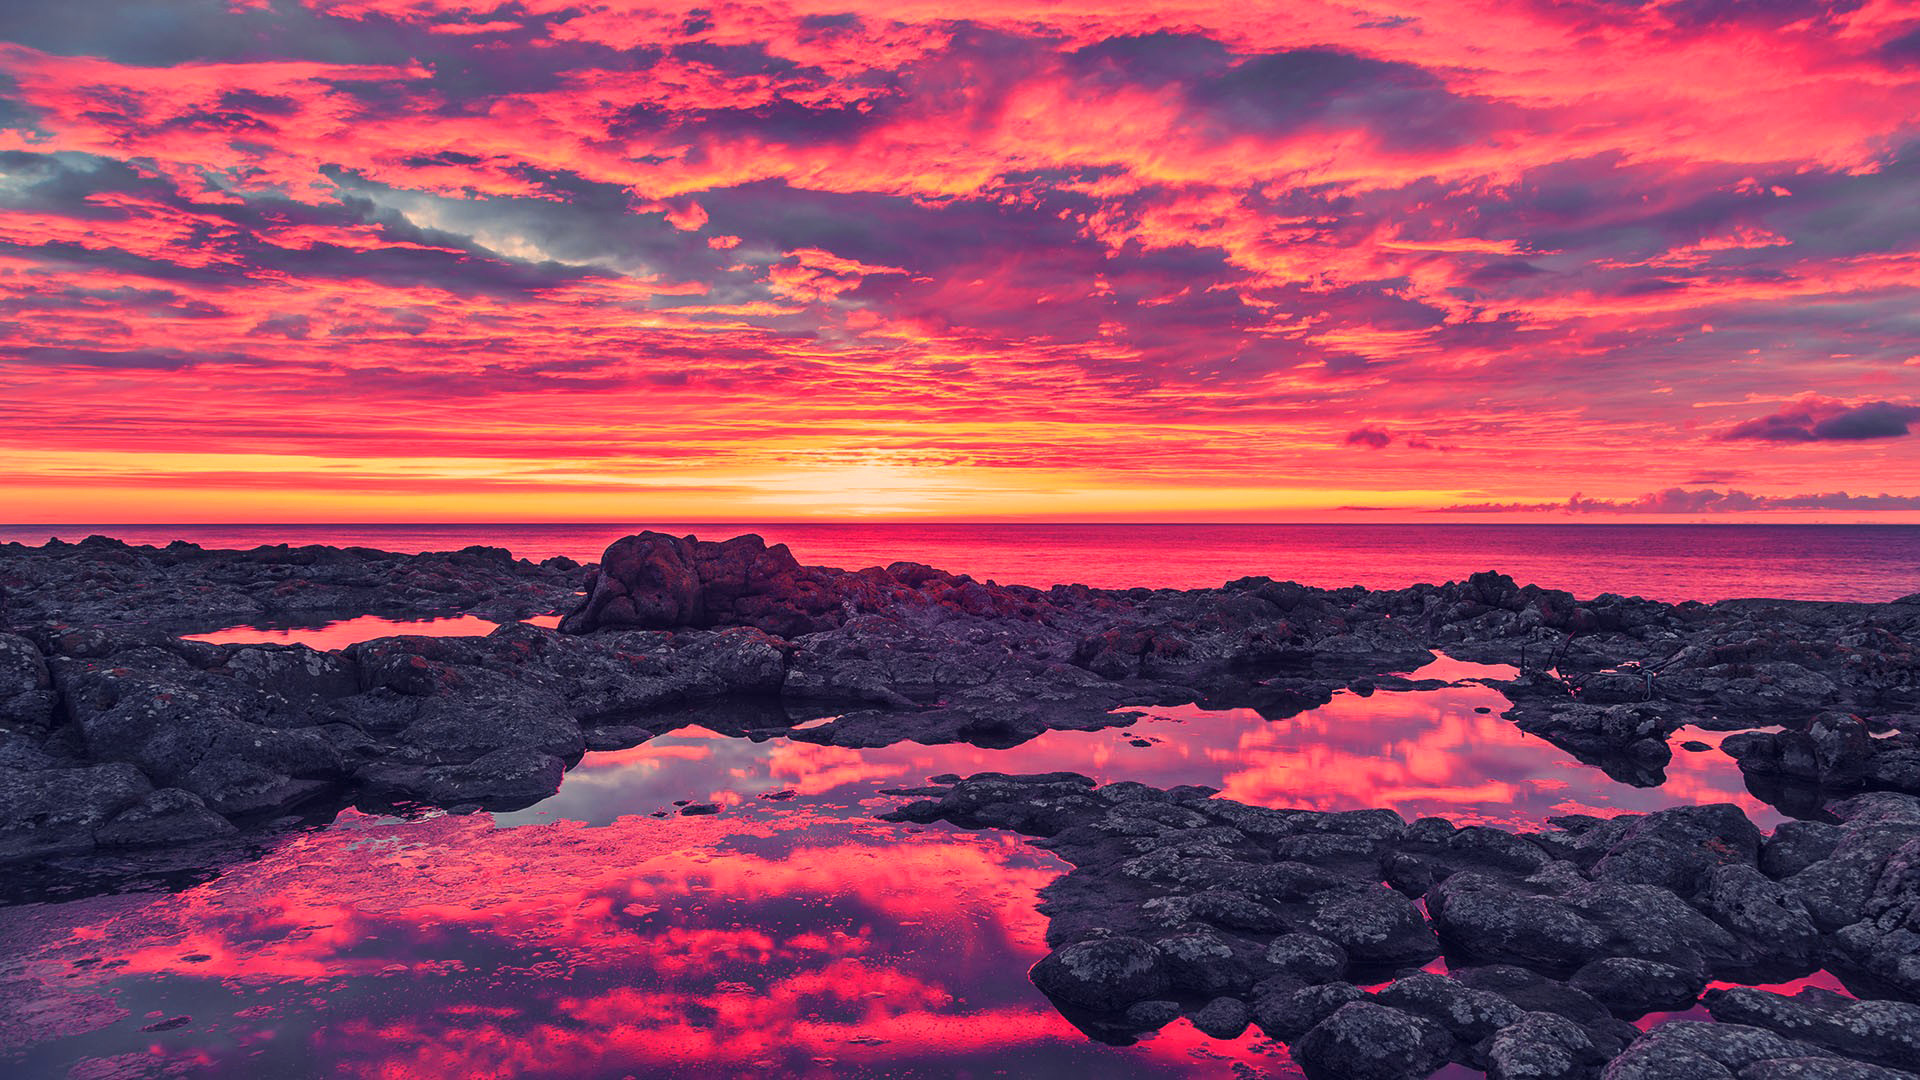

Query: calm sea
left=5, top=522, right=1917, bottom=602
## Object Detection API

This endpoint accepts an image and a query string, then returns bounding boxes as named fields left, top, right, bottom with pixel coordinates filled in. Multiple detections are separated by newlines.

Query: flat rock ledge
left=883, top=773, right=1920, bottom=1080
left=3, top=530, right=1919, bottom=861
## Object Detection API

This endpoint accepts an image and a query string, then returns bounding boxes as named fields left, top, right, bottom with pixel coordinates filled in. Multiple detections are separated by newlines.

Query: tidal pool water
left=181, top=612, right=563, bottom=649
left=0, top=658, right=1807, bottom=1078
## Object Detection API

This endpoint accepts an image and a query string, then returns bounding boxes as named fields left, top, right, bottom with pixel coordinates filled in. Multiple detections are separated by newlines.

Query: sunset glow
left=4, top=1, right=1920, bottom=520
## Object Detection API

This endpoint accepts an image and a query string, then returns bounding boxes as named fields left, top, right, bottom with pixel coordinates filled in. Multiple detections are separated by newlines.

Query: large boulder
left=1028, top=936, right=1170, bottom=1012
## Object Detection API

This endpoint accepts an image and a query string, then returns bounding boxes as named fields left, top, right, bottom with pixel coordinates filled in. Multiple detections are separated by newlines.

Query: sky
left=1, top=0, right=1919, bottom=522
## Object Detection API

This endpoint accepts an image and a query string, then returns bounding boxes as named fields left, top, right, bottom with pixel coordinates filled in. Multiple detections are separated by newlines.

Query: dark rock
left=1305, top=887, right=1438, bottom=965
left=0, top=632, right=56, bottom=729
left=1253, top=981, right=1366, bottom=1041
left=1427, top=873, right=1606, bottom=972
left=1264, top=933, right=1349, bottom=983
left=1291, top=1001, right=1452, bottom=1080
left=1154, top=929, right=1255, bottom=995
left=1602, top=1021, right=1833, bottom=1079
left=1763, top=822, right=1845, bottom=880
left=1702, top=987, right=1920, bottom=1072
left=1485, top=1011, right=1605, bottom=1080
left=1123, top=999, right=1181, bottom=1031
left=1568, top=957, right=1705, bottom=1018
left=1029, top=937, right=1169, bottom=1012
left=1190, top=996, right=1251, bottom=1039
left=357, top=747, right=565, bottom=810
left=96, top=788, right=236, bottom=848
left=1374, top=971, right=1526, bottom=1042
left=0, top=763, right=152, bottom=861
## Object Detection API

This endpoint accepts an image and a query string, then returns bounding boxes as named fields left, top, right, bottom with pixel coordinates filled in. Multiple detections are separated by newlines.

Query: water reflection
left=182, top=612, right=563, bottom=649
left=511, top=681, right=1783, bottom=834
left=0, top=806, right=1299, bottom=1078
left=0, top=658, right=1800, bottom=1078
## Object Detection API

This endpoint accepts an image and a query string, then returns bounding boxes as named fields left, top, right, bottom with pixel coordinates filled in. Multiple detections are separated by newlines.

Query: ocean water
left=6, top=522, right=1920, bottom=602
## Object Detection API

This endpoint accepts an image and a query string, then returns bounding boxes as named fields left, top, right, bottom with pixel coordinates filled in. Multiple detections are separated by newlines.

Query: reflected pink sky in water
left=183, top=613, right=563, bottom=650
left=0, top=808, right=1300, bottom=1078
left=0, top=655, right=1793, bottom=1077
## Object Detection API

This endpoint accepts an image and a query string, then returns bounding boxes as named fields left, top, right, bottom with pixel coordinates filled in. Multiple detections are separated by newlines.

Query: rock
left=96, top=788, right=235, bottom=848
left=1568, top=957, right=1705, bottom=1018
left=1427, top=873, right=1607, bottom=971
left=1123, top=999, right=1180, bottom=1031
left=1291, top=1001, right=1452, bottom=1080
left=1763, top=822, right=1844, bottom=880
left=1486, top=1011, right=1605, bottom=1080
left=1306, top=887, right=1438, bottom=965
left=1694, top=863, right=1820, bottom=969
left=1190, top=996, right=1251, bottom=1039
left=1374, top=971, right=1525, bottom=1042
left=0, top=763, right=152, bottom=861
left=1602, top=1021, right=1832, bottom=1079
left=1029, top=937, right=1169, bottom=1012
left=357, top=747, right=565, bottom=810
left=0, top=632, right=56, bottom=729
left=1702, top=987, right=1920, bottom=1072
left=1253, top=982, right=1366, bottom=1041
left=1154, top=929, right=1255, bottom=995
left=1739, top=1059, right=1920, bottom=1079
left=1264, top=933, right=1349, bottom=983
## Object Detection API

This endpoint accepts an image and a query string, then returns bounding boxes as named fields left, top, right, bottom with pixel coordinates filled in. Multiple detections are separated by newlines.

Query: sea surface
left=7, top=522, right=1920, bottom=602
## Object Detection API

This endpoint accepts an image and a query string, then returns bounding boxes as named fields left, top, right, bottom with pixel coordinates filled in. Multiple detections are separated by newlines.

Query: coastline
left=4, top=530, right=1919, bottom=1079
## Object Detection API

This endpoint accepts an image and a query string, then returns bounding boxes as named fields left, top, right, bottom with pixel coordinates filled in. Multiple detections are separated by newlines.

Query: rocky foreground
left=4, top=530, right=1920, bottom=1077
left=885, top=772, right=1920, bottom=1079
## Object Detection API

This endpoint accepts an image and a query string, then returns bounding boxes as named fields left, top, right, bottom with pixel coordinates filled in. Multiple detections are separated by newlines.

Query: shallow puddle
left=182, top=612, right=563, bottom=649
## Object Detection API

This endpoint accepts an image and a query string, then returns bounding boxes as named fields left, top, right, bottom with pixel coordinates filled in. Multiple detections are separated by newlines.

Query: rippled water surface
left=9, top=522, right=1920, bottom=601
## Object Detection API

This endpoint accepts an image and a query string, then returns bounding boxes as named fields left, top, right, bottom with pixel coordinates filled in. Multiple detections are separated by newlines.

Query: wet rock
left=1291, top=1001, right=1452, bottom=1080
left=1374, top=971, right=1526, bottom=1043
left=1253, top=981, right=1366, bottom=1041
left=1603, top=1022, right=1833, bottom=1079
left=1190, top=995, right=1251, bottom=1038
left=0, top=632, right=55, bottom=729
left=1568, top=957, right=1706, bottom=1018
left=357, top=747, right=565, bottom=810
left=1702, top=987, right=1920, bottom=1072
left=1029, top=937, right=1170, bottom=1012
left=1486, top=1011, right=1606, bottom=1080
left=1264, top=933, right=1349, bottom=983
left=1764, top=822, right=1845, bottom=880
left=0, top=763, right=152, bottom=861
left=1305, top=886, right=1438, bottom=965
left=95, top=787, right=235, bottom=848
left=1427, top=873, right=1607, bottom=971
left=1122, top=999, right=1180, bottom=1031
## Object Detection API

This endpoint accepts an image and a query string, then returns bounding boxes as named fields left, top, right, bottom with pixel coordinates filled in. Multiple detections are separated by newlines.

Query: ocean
left=4, top=522, right=1918, bottom=602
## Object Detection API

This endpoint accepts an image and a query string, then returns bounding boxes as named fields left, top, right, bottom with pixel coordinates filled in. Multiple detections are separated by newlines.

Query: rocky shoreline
left=884, top=772, right=1920, bottom=1079
left=4, top=530, right=1920, bottom=1077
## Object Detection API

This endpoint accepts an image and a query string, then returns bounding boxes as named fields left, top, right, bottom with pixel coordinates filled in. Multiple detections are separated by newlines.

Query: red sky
left=2, top=0, right=1919, bottom=521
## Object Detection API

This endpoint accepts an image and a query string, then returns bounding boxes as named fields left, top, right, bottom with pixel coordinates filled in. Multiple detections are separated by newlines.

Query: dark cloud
left=1345, top=427, right=1392, bottom=448
left=1724, top=400, right=1920, bottom=442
